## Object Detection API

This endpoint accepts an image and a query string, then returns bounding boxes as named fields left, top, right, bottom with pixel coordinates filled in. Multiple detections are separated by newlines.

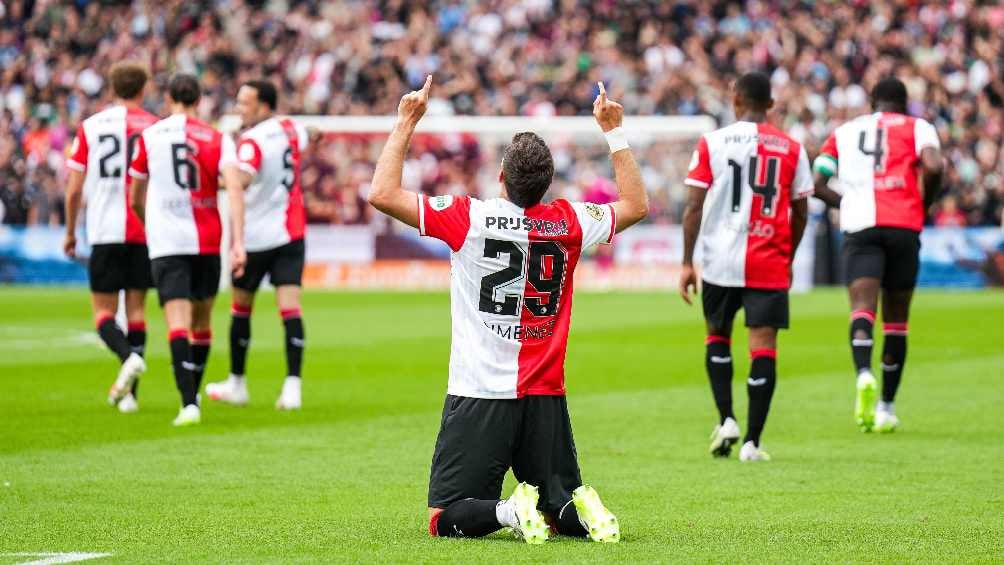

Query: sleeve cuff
left=604, top=204, right=616, bottom=244
left=66, top=160, right=86, bottom=172
left=417, top=193, right=426, bottom=235
left=237, top=162, right=258, bottom=176
left=684, top=178, right=710, bottom=189
left=127, top=168, right=147, bottom=179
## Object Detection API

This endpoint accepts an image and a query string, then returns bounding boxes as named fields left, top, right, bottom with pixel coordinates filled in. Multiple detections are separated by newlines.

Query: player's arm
left=63, top=169, right=84, bottom=258
left=222, top=163, right=247, bottom=278
left=679, top=186, right=705, bottom=306
left=791, top=145, right=813, bottom=253
left=919, top=146, right=944, bottom=208
left=593, top=82, right=648, bottom=233
left=791, top=198, right=809, bottom=252
left=127, top=134, right=149, bottom=222
left=811, top=134, right=842, bottom=208
left=129, top=177, right=147, bottom=222
left=368, top=75, right=433, bottom=228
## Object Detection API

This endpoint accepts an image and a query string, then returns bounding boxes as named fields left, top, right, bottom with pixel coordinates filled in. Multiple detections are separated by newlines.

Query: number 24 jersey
left=418, top=194, right=615, bottom=399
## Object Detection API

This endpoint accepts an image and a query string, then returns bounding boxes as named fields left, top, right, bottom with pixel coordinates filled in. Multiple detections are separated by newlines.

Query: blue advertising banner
left=919, top=227, right=1004, bottom=288
left=0, top=226, right=88, bottom=285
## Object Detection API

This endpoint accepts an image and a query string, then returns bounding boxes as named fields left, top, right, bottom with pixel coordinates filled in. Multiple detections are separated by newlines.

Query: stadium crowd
left=0, top=1, right=1002, bottom=228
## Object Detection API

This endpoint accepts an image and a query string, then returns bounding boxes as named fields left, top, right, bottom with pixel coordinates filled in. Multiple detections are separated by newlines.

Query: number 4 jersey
left=419, top=194, right=615, bottom=399
left=128, top=113, right=237, bottom=259
left=235, top=117, right=309, bottom=252
left=814, top=112, right=940, bottom=234
left=685, top=121, right=813, bottom=290
left=66, top=105, right=158, bottom=245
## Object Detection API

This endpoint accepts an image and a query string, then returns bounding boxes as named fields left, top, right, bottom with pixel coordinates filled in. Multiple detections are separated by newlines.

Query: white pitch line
left=2, top=552, right=112, bottom=565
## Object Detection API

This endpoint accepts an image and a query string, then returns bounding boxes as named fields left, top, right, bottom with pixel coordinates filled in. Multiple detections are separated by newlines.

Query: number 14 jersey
left=685, top=121, right=813, bottom=290
left=419, top=194, right=615, bottom=399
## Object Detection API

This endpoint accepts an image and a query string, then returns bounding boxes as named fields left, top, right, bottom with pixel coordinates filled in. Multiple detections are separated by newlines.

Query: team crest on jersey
left=238, top=142, right=256, bottom=161
left=430, top=195, right=454, bottom=211
left=585, top=203, right=605, bottom=221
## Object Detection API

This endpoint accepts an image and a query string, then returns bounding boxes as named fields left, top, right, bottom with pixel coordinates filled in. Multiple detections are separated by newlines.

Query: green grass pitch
left=1, top=287, right=1001, bottom=563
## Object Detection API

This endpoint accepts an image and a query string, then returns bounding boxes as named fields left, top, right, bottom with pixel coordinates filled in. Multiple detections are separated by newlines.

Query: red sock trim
left=883, top=322, right=908, bottom=335
left=190, top=330, right=212, bottom=346
left=168, top=328, right=188, bottom=341
left=705, top=335, right=731, bottom=346
left=127, top=321, right=146, bottom=332
left=95, top=313, right=115, bottom=329
left=751, top=348, right=777, bottom=360
left=429, top=509, right=444, bottom=537
left=232, top=303, right=252, bottom=317
left=280, top=308, right=302, bottom=320
left=850, top=309, right=876, bottom=323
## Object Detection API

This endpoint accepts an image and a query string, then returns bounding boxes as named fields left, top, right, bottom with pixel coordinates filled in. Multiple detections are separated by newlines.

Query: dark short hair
left=502, top=132, right=554, bottom=209
left=871, top=77, right=908, bottom=113
left=735, top=71, right=772, bottom=109
left=168, top=73, right=201, bottom=106
left=243, top=79, right=278, bottom=110
left=109, top=62, right=148, bottom=100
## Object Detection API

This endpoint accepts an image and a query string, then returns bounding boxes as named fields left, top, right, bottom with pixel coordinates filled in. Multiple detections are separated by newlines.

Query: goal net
left=219, top=114, right=715, bottom=290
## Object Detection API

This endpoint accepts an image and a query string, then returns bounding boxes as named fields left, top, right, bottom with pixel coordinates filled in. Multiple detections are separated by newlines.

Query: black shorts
left=428, top=395, right=582, bottom=515
left=150, top=254, right=221, bottom=305
left=844, top=227, right=921, bottom=290
left=88, top=243, right=153, bottom=293
left=232, top=239, right=305, bottom=292
left=702, top=280, right=789, bottom=329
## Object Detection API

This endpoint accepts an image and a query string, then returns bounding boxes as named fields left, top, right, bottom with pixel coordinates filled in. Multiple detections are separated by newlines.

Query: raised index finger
left=421, top=75, right=432, bottom=98
left=597, top=81, right=607, bottom=101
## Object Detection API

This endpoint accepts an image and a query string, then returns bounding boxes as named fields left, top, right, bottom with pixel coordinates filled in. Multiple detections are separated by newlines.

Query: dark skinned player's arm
left=678, top=186, right=706, bottom=305
left=919, top=146, right=944, bottom=208
left=791, top=198, right=809, bottom=251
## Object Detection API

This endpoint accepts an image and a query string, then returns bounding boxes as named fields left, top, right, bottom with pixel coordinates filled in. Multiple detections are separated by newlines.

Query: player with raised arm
left=679, top=72, right=812, bottom=462
left=812, top=77, right=943, bottom=433
left=63, top=62, right=158, bottom=412
left=368, top=76, right=647, bottom=544
left=128, top=74, right=246, bottom=427
left=204, top=80, right=315, bottom=411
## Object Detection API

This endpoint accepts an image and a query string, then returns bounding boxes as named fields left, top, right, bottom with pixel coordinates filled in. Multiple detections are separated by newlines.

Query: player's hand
left=593, top=82, right=623, bottom=133
left=397, top=75, right=432, bottom=127
left=230, top=243, right=247, bottom=278
left=63, top=233, right=77, bottom=259
left=306, top=126, right=323, bottom=146
left=679, top=264, right=698, bottom=306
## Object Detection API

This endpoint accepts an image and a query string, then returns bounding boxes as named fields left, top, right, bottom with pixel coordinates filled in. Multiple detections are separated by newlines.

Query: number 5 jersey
left=128, top=114, right=237, bottom=259
left=67, top=105, right=158, bottom=245
left=418, top=194, right=616, bottom=399
left=685, top=121, right=814, bottom=290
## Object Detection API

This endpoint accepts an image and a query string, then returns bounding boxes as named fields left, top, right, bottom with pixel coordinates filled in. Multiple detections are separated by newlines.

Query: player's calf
left=430, top=483, right=550, bottom=544
left=849, top=309, right=875, bottom=375
left=744, top=348, right=776, bottom=449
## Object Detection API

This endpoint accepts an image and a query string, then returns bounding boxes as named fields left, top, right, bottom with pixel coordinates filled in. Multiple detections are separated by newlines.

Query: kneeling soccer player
left=679, top=72, right=813, bottom=461
left=368, top=77, right=648, bottom=543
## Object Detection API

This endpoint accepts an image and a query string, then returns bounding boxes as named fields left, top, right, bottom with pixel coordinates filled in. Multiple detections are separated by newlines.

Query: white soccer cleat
left=505, top=482, right=549, bottom=544
left=117, top=393, right=139, bottom=414
left=709, top=417, right=741, bottom=457
left=108, top=353, right=145, bottom=406
left=172, top=404, right=201, bottom=427
left=205, top=375, right=249, bottom=406
left=738, top=440, right=771, bottom=462
left=275, top=377, right=301, bottom=410
left=874, top=403, right=900, bottom=433
left=572, top=485, right=620, bottom=543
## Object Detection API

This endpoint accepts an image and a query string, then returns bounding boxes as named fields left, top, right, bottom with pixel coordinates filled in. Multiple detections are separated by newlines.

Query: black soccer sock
left=127, top=322, right=146, bottom=397
left=431, top=499, right=503, bottom=538
left=190, top=330, right=212, bottom=392
left=881, top=323, right=908, bottom=403
left=96, top=314, right=131, bottom=363
left=744, top=349, right=777, bottom=447
left=554, top=499, right=589, bottom=537
left=281, top=308, right=304, bottom=378
left=850, top=309, right=875, bottom=374
left=230, top=303, right=252, bottom=377
left=169, top=329, right=198, bottom=407
left=705, top=336, right=735, bottom=424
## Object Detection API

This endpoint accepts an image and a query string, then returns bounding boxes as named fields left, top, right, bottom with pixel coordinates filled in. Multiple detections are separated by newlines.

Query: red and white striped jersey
left=419, top=194, right=615, bottom=399
left=815, top=112, right=940, bottom=233
left=128, top=114, right=237, bottom=259
left=235, top=117, right=309, bottom=252
left=685, top=121, right=813, bottom=290
left=66, top=105, right=158, bottom=245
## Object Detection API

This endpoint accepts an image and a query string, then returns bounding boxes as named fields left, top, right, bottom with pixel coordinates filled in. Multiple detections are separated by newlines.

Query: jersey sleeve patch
left=127, top=134, right=148, bottom=179
left=66, top=128, right=88, bottom=172
left=572, top=201, right=616, bottom=248
left=237, top=138, right=262, bottom=176
left=420, top=194, right=472, bottom=252
left=684, top=135, right=713, bottom=189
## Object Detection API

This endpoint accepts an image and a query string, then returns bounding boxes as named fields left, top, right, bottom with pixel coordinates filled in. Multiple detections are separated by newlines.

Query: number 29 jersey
left=128, top=114, right=237, bottom=259
left=685, top=121, right=813, bottom=290
left=419, top=194, right=615, bottom=399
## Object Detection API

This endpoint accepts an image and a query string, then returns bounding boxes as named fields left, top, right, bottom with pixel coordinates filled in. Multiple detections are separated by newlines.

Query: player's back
left=418, top=194, right=615, bottom=399
left=686, top=121, right=812, bottom=289
left=237, top=117, right=308, bottom=252
left=129, top=114, right=236, bottom=258
left=818, top=112, right=939, bottom=233
left=68, top=104, right=157, bottom=245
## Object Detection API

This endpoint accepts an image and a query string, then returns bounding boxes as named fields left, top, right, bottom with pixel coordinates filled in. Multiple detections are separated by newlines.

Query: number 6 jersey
left=66, top=105, right=158, bottom=245
left=685, top=121, right=813, bottom=290
left=419, top=194, right=615, bottom=399
left=128, top=114, right=237, bottom=259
